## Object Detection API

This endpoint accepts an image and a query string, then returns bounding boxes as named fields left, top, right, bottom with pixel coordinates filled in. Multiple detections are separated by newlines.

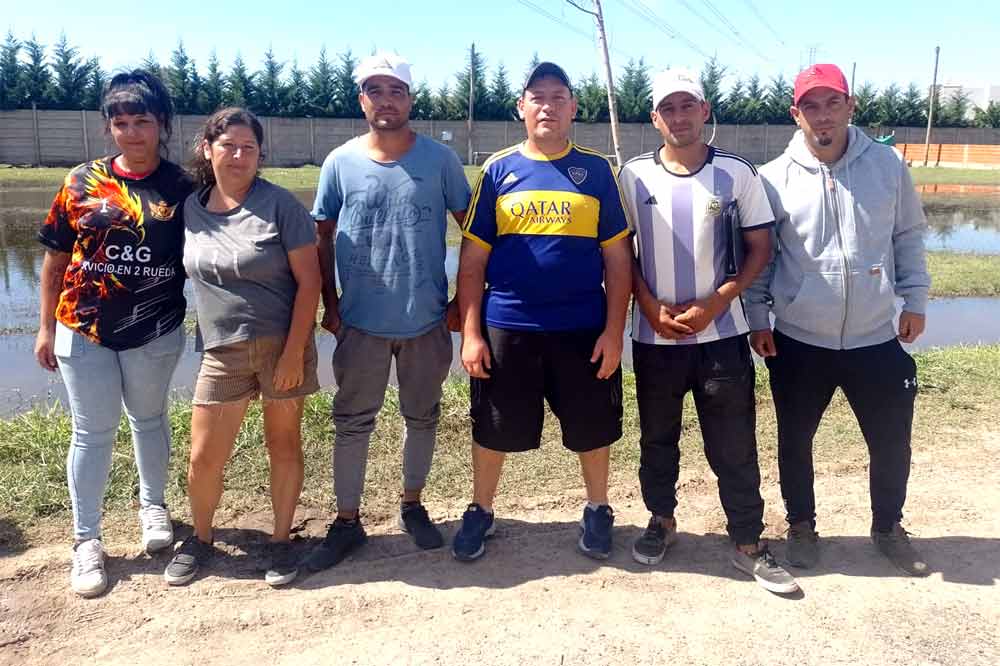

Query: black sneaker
left=871, top=523, right=929, bottom=577
left=303, top=518, right=367, bottom=573
left=631, top=515, right=677, bottom=565
left=263, top=541, right=299, bottom=587
left=398, top=502, right=444, bottom=550
left=164, top=535, right=214, bottom=586
left=786, top=521, right=820, bottom=569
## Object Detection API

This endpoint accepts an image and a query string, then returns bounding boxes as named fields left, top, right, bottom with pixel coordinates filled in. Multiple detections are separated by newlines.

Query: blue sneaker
left=579, top=504, right=614, bottom=559
left=452, top=503, right=496, bottom=561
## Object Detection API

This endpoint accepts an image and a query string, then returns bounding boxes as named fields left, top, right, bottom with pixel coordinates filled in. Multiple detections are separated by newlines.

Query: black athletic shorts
left=470, top=326, right=623, bottom=453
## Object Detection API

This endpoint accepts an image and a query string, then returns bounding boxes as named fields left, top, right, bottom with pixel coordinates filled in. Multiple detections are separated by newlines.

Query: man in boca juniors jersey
left=453, top=62, right=633, bottom=562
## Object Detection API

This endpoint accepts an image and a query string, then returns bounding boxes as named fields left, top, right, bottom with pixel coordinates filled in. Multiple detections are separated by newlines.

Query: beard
left=666, top=132, right=699, bottom=148
left=368, top=111, right=408, bottom=131
left=816, top=135, right=834, bottom=147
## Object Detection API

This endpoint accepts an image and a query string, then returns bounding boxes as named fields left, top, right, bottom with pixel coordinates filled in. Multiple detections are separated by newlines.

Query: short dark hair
left=188, top=107, right=265, bottom=187
left=101, top=69, right=174, bottom=141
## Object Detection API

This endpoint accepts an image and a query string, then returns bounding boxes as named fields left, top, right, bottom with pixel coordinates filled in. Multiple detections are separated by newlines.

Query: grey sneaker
left=71, top=539, right=108, bottom=598
left=164, top=535, right=215, bottom=586
left=871, top=523, right=929, bottom=577
left=631, top=516, right=678, bottom=566
left=732, top=545, right=800, bottom=594
left=786, top=521, right=819, bottom=569
left=138, top=504, right=174, bottom=553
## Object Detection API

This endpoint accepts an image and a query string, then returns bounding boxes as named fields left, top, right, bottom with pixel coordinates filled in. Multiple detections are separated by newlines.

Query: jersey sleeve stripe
left=713, top=149, right=759, bottom=176
left=742, top=221, right=775, bottom=231
left=462, top=171, right=488, bottom=232
left=462, top=229, right=493, bottom=251
left=599, top=227, right=631, bottom=248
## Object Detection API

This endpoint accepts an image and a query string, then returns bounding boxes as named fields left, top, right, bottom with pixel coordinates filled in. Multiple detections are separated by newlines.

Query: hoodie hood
left=786, top=125, right=874, bottom=172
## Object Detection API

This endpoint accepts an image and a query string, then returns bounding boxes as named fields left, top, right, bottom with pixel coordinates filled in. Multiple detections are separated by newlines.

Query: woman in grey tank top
left=164, top=108, right=322, bottom=588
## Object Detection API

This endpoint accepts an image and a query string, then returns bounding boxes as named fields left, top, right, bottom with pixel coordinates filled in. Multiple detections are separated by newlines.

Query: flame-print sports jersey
left=463, top=142, right=631, bottom=331
left=618, top=147, right=775, bottom=345
left=38, top=157, right=193, bottom=351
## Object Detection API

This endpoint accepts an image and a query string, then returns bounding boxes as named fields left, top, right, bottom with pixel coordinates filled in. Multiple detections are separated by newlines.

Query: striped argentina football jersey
left=463, top=142, right=630, bottom=331
left=619, top=146, right=775, bottom=345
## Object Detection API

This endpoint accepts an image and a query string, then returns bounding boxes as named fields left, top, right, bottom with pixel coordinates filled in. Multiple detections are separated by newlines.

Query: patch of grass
left=927, top=251, right=1000, bottom=298
left=0, top=166, right=68, bottom=189
left=910, top=167, right=1000, bottom=186
left=2, top=345, right=999, bottom=532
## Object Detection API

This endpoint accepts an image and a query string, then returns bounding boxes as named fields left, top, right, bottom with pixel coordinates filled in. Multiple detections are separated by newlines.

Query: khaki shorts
left=193, top=335, right=320, bottom=405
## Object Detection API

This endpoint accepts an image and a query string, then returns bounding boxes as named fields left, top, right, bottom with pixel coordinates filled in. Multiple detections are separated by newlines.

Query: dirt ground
left=2, top=427, right=998, bottom=666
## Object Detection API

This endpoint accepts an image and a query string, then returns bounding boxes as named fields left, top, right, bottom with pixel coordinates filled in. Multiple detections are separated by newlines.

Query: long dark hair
left=101, top=69, right=174, bottom=151
left=189, top=107, right=265, bottom=187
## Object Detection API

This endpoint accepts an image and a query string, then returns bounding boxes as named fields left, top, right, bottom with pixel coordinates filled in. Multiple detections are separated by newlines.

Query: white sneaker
left=139, top=504, right=174, bottom=553
left=71, top=539, right=107, bottom=598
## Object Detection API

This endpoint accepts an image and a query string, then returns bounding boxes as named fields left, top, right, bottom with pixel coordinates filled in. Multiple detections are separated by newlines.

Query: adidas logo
left=502, top=172, right=519, bottom=186
left=645, top=195, right=658, bottom=205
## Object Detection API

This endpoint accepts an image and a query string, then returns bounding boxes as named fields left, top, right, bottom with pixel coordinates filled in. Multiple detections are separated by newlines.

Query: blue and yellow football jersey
left=463, top=142, right=631, bottom=331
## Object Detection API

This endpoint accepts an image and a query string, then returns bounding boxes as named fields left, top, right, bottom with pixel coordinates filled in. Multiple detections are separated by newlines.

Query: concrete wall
left=4, top=109, right=1000, bottom=167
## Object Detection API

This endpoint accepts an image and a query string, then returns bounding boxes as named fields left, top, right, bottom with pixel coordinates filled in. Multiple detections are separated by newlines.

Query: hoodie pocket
left=846, top=263, right=896, bottom=336
left=777, top=272, right=846, bottom=334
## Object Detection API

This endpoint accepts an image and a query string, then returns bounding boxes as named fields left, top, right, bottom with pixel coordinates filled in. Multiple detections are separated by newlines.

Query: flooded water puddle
left=3, top=183, right=1000, bottom=415
left=2, top=297, right=999, bottom=416
left=923, top=195, right=1000, bottom=254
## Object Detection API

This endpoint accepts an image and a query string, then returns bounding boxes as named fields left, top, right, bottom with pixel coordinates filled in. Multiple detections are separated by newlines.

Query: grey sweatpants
left=331, top=321, right=453, bottom=511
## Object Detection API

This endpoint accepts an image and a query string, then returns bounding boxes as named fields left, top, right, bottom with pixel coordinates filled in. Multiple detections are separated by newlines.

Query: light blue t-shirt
left=312, top=134, right=471, bottom=338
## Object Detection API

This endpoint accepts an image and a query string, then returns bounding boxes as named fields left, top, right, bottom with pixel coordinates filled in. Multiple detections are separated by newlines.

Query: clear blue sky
left=8, top=1, right=998, bottom=95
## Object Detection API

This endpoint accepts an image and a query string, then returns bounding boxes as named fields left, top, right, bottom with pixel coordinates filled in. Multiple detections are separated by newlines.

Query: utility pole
left=468, top=43, right=475, bottom=166
left=923, top=46, right=940, bottom=167
left=566, top=0, right=623, bottom=167
left=850, top=62, right=857, bottom=96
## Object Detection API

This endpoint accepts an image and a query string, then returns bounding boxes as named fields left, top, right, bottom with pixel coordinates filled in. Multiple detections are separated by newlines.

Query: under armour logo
left=904, top=377, right=918, bottom=390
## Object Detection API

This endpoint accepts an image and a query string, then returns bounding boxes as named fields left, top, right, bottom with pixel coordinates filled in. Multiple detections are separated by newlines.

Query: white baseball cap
left=353, top=52, right=412, bottom=89
left=652, top=68, right=705, bottom=109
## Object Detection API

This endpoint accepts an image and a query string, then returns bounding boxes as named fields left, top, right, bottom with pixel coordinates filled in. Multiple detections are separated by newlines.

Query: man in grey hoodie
left=744, top=64, right=931, bottom=577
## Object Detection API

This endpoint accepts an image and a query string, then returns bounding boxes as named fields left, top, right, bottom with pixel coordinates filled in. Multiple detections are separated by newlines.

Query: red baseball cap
left=793, top=64, right=849, bottom=105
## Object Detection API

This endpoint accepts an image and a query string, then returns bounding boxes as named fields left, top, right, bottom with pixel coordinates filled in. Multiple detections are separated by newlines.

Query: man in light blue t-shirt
left=305, top=53, right=471, bottom=572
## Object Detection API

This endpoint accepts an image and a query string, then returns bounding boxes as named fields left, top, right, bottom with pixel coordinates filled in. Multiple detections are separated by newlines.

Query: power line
left=613, top=0, right=711, bottom=60
left=697, top=0, right=773, bottom=63
left=671, top=0, right=735, bottom=42
left=741, top=0, right=786, bottom=46
left=514, top=0, right=632, bottom=60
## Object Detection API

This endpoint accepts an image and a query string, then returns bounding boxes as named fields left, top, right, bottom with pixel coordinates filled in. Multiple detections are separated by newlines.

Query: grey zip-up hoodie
left=744, top=126, right=930, bottom=350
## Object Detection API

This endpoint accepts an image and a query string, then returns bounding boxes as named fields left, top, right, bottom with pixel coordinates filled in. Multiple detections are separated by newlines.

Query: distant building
left=939, top=83, right=1000, bottom=117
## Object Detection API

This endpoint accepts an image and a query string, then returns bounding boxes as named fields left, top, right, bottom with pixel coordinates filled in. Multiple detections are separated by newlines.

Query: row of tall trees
left=1, top=32, right=997, bottom=128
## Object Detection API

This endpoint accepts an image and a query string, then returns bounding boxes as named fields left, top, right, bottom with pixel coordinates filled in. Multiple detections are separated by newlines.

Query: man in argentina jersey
left=452, top=62, right=633, bottom=563
left=618, top=68, right=798, bottom=594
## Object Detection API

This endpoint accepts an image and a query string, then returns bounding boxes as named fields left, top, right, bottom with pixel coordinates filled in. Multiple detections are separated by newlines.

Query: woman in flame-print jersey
left=34, top=70, right=193, bottom=599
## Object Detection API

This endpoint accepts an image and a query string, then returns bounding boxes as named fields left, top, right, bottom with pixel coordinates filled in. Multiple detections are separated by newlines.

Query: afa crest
left=706, top=197, right=722, bottom=216
left=568, top=167, right=588, bottom=185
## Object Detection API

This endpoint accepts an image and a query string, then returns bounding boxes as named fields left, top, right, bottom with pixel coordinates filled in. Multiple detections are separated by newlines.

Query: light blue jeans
left=55, top=323, right=184, bottom=541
